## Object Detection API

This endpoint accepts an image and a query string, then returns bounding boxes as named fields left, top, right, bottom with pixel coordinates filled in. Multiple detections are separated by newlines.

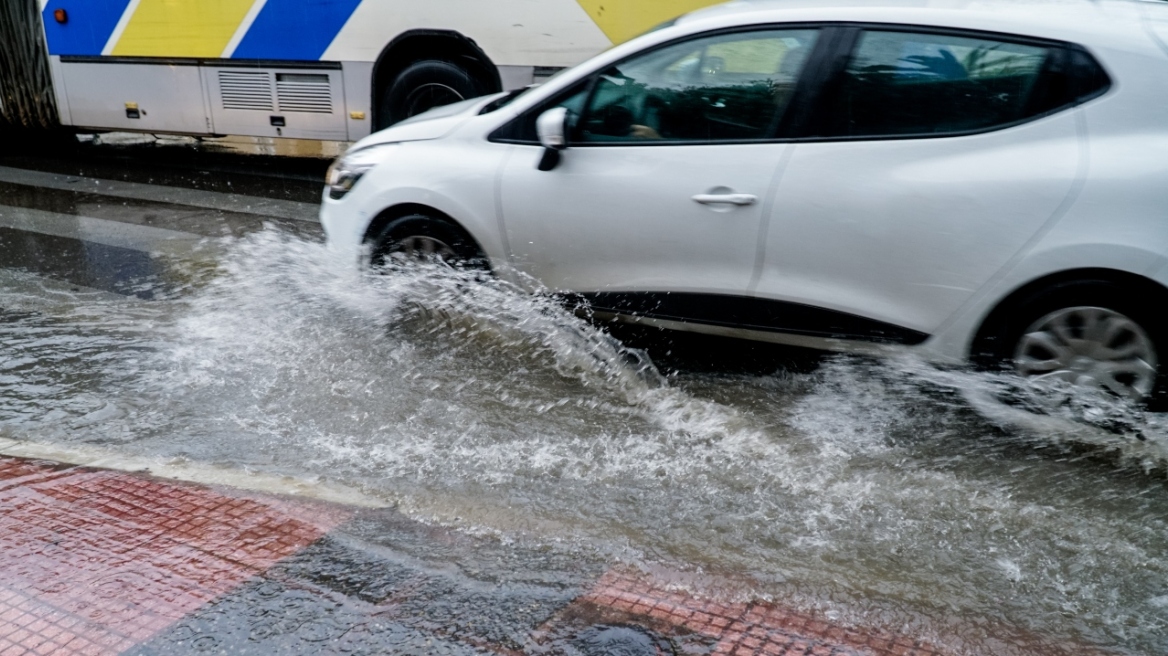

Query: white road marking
left=0, top=165, right=321, bottom=223
left=0, top=437, right=390, bottom=508
left=0, top=205, right=202, bottom=256
left=0, top=269, right=140, bottom=307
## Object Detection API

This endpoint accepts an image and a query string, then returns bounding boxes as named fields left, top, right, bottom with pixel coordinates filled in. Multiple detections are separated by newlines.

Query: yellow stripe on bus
left=576, top=0, right=724, bottom=44
left=112, top=0, right=256, bottom=58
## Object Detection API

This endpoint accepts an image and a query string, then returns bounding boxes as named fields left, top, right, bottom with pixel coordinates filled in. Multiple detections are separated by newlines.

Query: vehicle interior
left=818, top=33, right=1050, bottom=136
left=576, top=30, right=819, bottom=142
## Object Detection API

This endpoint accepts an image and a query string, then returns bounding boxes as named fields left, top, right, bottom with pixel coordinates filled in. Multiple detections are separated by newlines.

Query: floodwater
left=2, top=149, right=1167, bottom=655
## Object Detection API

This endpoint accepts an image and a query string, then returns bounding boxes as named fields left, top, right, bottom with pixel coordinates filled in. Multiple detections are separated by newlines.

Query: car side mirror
left=536, top=107, right=569, bottom=171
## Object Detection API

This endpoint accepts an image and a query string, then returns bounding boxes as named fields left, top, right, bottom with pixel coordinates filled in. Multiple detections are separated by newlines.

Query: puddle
left=2, top=228, right=1167, bottom=654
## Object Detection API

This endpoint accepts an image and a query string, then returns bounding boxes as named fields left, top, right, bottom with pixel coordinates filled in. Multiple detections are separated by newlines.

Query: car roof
left=484, top=0, right=1166, bottom=130
left=674, top=0, right=1157, bottom=47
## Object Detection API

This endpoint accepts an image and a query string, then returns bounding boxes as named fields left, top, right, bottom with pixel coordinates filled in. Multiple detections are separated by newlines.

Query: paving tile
left=562, top=569, right=950, bottom=656
left=0, top=456, right=1123, bottom=656
left=0, top=457, right=348, bottom=655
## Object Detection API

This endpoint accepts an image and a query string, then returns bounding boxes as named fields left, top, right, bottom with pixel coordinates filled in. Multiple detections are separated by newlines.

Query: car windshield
left=480, top=64, right=580, bottom=115
left=478, top=87, right=533, bottom=114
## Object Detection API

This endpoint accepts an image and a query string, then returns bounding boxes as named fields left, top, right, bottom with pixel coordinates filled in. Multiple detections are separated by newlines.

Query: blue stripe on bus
left=42, top=0, right=133, bottom=56
left=231, top=0, right=363, bottom=61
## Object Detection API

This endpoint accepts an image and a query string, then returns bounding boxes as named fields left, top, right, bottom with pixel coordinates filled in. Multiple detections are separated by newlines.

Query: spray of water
left=3, top=228, right=1167, bottom=654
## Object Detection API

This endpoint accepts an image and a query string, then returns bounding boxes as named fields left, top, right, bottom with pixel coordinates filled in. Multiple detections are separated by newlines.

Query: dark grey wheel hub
left=389, top=235, right=457, bottom=263
left=1013, top=306, right=1158, bottom=402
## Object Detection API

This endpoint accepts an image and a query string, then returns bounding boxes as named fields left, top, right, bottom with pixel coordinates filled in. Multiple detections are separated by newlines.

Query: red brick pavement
left=0, top=457, right=348, bottom=655
left=0, top=456, right=1119, bottom=656
left=573, top=569, right=947, bottom=656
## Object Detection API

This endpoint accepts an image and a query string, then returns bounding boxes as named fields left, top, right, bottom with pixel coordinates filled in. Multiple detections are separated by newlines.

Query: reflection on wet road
left=1, top=140, right=1166, bottom=655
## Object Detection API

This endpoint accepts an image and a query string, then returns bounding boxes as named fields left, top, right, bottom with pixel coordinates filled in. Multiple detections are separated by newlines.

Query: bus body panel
left=321, top=0, right=611, bottom=67
left=57, top=61, right=212, bottom=135
left=342, top=62, right=375, bottom=139
left=37, top=0, right=723, bottom=141
left=111, top=0, right=259, bottom=58
left=205, top=66, right=349, bottom=140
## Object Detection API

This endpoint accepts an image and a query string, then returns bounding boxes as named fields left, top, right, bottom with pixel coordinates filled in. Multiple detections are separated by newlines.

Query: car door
left=497, top=27, right=822, bottom=318
left=754, top=27, right=1085, bottom=342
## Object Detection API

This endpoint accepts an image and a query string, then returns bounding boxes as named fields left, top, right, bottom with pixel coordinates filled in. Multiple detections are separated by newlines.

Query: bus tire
left=377, top=60, right=487, bottom=129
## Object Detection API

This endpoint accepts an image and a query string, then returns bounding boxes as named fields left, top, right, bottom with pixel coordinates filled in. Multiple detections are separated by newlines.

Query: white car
left=321, top=0, right=1168, bottom=407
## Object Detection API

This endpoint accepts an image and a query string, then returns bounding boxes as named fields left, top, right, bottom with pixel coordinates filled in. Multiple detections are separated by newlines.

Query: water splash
left=3, top=228, right=1168, bottom=654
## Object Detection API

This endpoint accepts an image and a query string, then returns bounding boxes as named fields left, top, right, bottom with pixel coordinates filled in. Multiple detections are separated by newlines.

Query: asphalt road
left=0, top=134, right=1162, bottom=656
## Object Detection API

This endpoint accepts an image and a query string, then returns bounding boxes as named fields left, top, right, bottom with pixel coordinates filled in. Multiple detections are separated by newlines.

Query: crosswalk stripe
left=0, top=438, right=389, bottom=508
left=0, top=268, right=137, bottom=305
left=0, top=205, right=203, bottom=256
left=0, top=165, right=320, bottom=223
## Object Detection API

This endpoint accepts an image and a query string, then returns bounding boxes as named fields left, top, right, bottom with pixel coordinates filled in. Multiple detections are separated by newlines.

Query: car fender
left=341, top=140, right=511, bottom=268
left=921, top=243, right=1168, bottom=364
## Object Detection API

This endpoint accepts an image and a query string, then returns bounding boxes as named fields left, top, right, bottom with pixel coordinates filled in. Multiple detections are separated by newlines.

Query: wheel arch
left=370, top=30, right=502, bottom=127
left=361, top=202, right=490, bottom=261
left=969, top=267, right=1168, bottom=366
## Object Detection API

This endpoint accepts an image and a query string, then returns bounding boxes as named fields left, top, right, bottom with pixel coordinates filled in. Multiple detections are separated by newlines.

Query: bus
left=32, top=0, right=722, bottom=143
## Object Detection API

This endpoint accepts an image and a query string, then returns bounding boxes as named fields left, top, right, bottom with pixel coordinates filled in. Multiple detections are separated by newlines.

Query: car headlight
left=326, top=144, right=395, bottom=200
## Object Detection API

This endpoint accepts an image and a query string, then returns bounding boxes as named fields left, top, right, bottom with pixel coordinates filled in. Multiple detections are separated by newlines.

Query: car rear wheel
left=368, top=213, right=488, bottom=270
left=983, top=280, right=1167, bottom=408
left=1013, top=306, right=1158, bottom=402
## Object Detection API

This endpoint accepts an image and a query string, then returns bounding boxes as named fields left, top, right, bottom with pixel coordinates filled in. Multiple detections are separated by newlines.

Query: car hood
left=351, top=94, right=503, bottom=149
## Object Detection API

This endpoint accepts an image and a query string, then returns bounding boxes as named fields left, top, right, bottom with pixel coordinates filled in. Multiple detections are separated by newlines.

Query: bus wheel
left=377, top=60, right=486, bottom=129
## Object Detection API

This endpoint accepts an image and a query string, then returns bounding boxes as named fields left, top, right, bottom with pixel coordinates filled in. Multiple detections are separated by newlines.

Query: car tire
left=368, top=213, right=489, bottom=271
left=977, top=279, right=1168, bottom=409
left=377, top=60, right=486, bottom=129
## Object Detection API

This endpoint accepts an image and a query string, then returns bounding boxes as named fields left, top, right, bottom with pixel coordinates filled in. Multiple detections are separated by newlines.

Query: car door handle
left=691, top=193, right=757, bottom=206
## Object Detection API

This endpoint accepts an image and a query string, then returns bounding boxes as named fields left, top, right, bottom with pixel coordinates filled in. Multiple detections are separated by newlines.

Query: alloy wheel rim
left=390, top=235, right=457, bottom=263
left=1013, top=306, right=1158, bottom=402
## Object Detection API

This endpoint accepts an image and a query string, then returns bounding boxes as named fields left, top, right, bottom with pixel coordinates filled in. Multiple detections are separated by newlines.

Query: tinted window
left=815, top=30, right=1051, bottom=138
left=1068, top=46, right=1110, bottom=102
left=576, top=29, right=819, bottom=143
left=489, top=80, right=590, bottom=143
left=1022, top=45, right=1110, bottom=117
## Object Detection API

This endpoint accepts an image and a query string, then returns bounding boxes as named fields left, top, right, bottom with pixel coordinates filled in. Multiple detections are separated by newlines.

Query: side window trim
left=488, top=23, right=1111, bottom=146
left=775, top=25, right=858, bottom=139
left=1067, top=44, right=1112, bottom=105
left=789, top=22, right=1106, bottom=142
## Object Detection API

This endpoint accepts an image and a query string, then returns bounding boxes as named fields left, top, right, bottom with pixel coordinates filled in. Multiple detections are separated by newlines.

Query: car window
left=815, top=30, right=1051, bottom=138
left=488, top=80, right=590, bottom=143
left=575, top=29, right=820, bottom=144
left=1034, top=45, right=1110, bottom=113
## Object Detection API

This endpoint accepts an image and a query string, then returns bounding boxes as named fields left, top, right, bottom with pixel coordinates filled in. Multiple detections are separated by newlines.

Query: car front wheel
left=367, top=213, right=488, bottom=271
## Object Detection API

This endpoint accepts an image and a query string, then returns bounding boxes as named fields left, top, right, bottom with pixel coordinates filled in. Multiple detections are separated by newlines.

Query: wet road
left=1, top=137, right=1167, bottom=655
